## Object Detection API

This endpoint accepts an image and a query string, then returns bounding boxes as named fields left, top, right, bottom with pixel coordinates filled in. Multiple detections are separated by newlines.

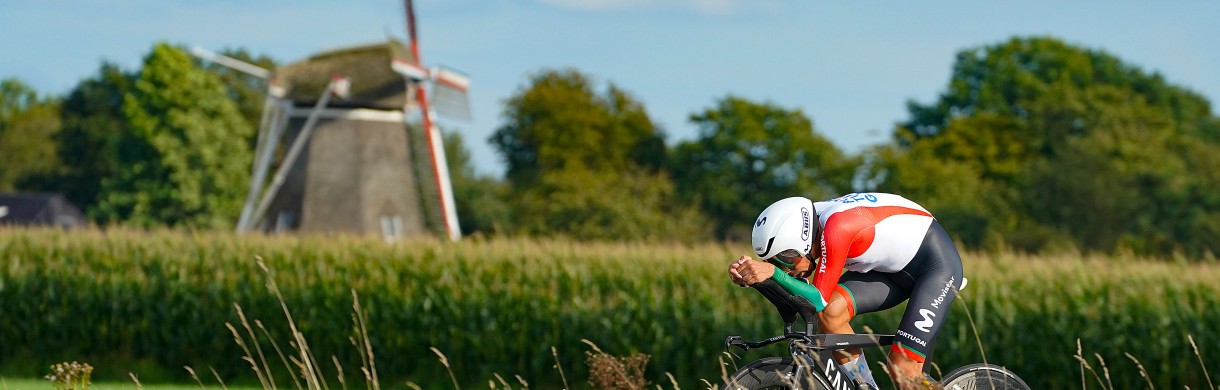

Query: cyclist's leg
left=889, top=220, right=964, bottom=388
left=834, top=273, right=911, bottom=389
left=833, top=271, right=912, bottom=362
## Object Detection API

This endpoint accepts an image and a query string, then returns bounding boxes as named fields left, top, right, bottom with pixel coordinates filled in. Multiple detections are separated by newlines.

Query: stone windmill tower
left=232, top=1, right=469, bottom=241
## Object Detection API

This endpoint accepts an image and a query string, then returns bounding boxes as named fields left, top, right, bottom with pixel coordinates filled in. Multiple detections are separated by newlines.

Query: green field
left=1, top=227, right=1217, bottom=389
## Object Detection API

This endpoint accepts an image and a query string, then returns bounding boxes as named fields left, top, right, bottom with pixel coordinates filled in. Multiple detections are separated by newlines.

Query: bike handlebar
left=751, top=278, right=820, bottom=335
left=725, top=333, right=814, bottom=351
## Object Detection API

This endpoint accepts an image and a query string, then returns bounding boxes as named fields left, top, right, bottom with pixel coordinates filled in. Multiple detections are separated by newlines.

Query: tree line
left=2, top=36, right=1218, bottom=258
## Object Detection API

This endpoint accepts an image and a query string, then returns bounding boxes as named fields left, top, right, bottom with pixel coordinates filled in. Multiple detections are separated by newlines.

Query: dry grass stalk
left=552, top=346, right=570, bottom=390
left=257, top=320, right=303, bottom=390
left=1189, top=335, right=1216, bottom=390
left=492, top=373, right=511, bottom=389
left=128, top=373, right=143, bottom=390
left=185, top=366, right=205, bottom=390
left=236, top=304, right=278, bottom=390
left=1073, top=343, right=1109, bottom=390
left=331, top=356, right=346, bottom=390
left=665, top=372, right=680, bottom=390
left=430, top=347, right=461, bottom=390
left=256, top=257, right=324, bottom=390
left=227, top=307, right=272, bottom=390
left=952, top=290, right=988, bottom=368
left=1094, top=353, right=1114, bottom=389
left=1123, top=352, right=1155, bottom=390
left=350, top=289, right=379, bottom=390
left=209, top=367, right=230, bottom=390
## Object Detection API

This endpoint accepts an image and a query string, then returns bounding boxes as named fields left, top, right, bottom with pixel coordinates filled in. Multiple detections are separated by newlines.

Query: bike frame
left=727, top=331, right=894, bottom=389
left=725, top=279, right=898, bottom=390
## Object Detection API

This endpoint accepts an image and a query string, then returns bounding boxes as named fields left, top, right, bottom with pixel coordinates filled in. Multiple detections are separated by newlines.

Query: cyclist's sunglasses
left=766, top=249, right=804, bottom=268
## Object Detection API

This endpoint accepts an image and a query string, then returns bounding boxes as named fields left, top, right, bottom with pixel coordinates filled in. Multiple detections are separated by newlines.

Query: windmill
left=198, top=1, right=470, bottom=241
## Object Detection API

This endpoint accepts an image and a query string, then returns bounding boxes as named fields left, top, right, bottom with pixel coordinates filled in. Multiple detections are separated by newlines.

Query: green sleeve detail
left=771, top=269, right=828, bottom=312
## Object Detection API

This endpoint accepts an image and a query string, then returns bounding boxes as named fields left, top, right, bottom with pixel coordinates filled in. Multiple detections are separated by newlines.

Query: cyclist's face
left=769, top=249, right=801, bottom=267
left=767, top=249, right=813, bottom=276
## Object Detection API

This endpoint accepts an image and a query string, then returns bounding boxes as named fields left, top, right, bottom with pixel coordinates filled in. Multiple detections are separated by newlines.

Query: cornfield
left=0, top=227, right=1216, bottom=389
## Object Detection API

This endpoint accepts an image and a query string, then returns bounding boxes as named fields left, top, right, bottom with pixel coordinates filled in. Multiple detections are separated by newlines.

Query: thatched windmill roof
left=273, top=38, right=416, bottom=109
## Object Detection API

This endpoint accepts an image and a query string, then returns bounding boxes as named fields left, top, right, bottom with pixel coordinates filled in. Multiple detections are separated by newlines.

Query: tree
left=193, top=47, right=277, bottom=148
left=53, top=62, right=134, bottom=214
left=879, top=36, right=1220, bottom=256
left=0, top=78, right=61, bottom=192
left=491, top=69, right=667, bottom=186
left=1023, top=84, right=1220, bottom=255
left=509, top=166, right=708, bottom=241
left=862, top=114, right=1026, bottom=249
left=902, top=36, right=1214, bottom=144
left=670, top=95, right=853, bottom=239
left=92, top=42, right=253, bottom=229
left=490, top=68, right=707, bottom=240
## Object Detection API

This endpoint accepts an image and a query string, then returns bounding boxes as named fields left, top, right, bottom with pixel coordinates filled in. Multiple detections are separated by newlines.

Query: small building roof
left=0, top=192, right=87, bottom=229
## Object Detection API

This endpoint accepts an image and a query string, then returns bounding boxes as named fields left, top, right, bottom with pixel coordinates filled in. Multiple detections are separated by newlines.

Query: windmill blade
left=430, top=65, right=472, bottom=121
left=432, top=65, right=469, bottom=91
left=391, top=58, right=429, bottom=81
left=190, top=45, right=272, bottom=79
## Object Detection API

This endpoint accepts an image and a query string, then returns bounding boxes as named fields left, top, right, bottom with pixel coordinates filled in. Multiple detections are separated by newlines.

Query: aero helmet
left=751, top=197, right=816, bottom=267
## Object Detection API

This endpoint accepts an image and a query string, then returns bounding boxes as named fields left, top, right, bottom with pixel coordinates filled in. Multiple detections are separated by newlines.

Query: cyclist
left=728, top=193, right=964, bottom=390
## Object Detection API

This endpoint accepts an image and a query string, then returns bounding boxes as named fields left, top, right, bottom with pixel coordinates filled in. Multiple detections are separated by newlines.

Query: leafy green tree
left=902, top=36, right=1214, bottom=144
left=52, top=62, right=134, bottom=214
left=862, top=114, right=1026, bottom=248
left=193, top=47, right=277, bottom=147
left=1024, top=84, right=1220, bottom=255
left=510, top=167, right=708, bottom=241
left=0, top=78, right=61, bottom=192
left=670, top=95, right=853, bottom=239
left=492, top=68, right=667, bottom=185
left=490, top=68, right=707, bottom=240
left=93, top=42, right=253, bottom=228
left=879, top=36, right=1220, bottom=256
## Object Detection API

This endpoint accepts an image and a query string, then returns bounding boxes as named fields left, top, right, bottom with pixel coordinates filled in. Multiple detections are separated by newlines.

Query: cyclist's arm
left=771, top=270, right=828, bottom=312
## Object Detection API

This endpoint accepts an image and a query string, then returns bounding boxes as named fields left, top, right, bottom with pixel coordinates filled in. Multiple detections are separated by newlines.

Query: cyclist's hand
left=728, top=256, right=751, bottom=287
left=728, top=256, right=775, bottom=287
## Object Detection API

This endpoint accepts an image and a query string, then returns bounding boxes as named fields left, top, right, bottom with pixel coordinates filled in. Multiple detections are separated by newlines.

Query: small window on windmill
left=275, top=212, right=296, bottom=233
left=381, top=215, right=404, bottom=242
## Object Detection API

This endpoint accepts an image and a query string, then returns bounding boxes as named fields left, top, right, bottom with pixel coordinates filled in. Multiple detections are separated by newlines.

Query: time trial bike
left=721, top=279, right=1029, bottom=390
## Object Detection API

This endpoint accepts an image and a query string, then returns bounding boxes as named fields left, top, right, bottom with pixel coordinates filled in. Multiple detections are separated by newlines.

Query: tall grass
left=1, top=227, right=1216, bottom=389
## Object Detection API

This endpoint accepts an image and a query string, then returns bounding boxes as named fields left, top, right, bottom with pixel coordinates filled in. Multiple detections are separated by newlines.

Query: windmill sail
left=430, top=65, right=472, bottom=121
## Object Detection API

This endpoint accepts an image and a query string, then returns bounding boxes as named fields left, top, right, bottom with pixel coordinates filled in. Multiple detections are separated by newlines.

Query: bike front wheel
left=722, top=356, right=834, bottom=390
left=939, top=363, right=1030, bottom=390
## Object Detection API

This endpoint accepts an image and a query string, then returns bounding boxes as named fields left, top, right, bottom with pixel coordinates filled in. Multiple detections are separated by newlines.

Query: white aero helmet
left=751, top=196, right=816, bottom=266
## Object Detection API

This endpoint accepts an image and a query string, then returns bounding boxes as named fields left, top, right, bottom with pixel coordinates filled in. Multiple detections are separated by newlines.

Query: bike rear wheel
left=939, top=363, right=1030, bottom=390
left=723, top=357, right=833, bottom=390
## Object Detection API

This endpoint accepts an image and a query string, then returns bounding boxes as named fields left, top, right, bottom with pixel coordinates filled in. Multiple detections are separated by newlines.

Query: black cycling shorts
left=834, top=219, right=964, bottom=364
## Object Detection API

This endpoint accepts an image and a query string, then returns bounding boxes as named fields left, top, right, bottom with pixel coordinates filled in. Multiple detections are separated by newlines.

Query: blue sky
left=3, top=1, right=1218, bottom=177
